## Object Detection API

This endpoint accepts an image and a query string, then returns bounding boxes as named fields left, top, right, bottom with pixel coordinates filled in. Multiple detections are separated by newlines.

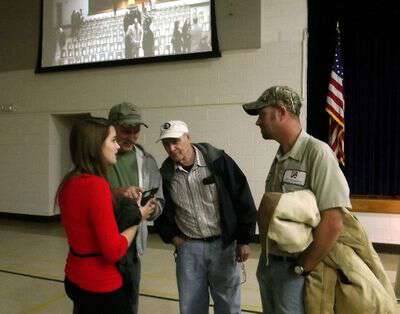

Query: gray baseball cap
left=108, top=102, right=148, bottom=128
left=243, top=86, right=302, bottom=116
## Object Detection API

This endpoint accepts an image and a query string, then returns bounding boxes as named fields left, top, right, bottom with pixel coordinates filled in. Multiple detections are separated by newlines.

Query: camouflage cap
left=108, top=102, right=148, bottom=128
left=242, top=86, right=302, bottom=116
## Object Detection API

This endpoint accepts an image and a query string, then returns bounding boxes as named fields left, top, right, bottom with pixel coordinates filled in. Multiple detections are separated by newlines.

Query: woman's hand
left=111, top=186, right=143, bottom=200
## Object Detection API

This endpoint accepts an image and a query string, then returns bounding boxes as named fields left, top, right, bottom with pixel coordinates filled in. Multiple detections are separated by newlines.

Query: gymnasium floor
left=0, top=218, right=398, bottom=314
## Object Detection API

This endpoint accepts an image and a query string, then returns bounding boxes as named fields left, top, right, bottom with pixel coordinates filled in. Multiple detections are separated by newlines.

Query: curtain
left=307, top=0, right=400, bottom=196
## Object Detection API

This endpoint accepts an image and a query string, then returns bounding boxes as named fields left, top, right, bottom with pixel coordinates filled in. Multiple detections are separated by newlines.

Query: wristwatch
left=294, top=264, right=310, bottom=276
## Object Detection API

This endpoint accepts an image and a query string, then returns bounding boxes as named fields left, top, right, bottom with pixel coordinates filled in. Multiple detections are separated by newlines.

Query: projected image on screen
left=39, top=0, right=217, bottom=69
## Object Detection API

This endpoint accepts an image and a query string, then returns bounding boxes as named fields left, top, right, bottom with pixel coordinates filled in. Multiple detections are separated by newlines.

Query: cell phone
left=140, top=187, right=159, bottom=206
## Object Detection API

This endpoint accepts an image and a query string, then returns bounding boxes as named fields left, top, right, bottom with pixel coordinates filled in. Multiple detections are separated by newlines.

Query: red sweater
left=59, top=174, right=128, bottom=292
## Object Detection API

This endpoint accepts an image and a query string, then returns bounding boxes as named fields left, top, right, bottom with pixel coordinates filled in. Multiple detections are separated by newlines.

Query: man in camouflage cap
left=243, top=85, right=302, bottom=117
left=109, top=102, right=148, bottom=130
left=243, top=86, right=351, bottom=314
left=108, top=102, right=164, bottom=313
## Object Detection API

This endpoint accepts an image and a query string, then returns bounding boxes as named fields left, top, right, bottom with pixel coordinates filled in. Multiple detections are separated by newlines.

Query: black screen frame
left=35, top=0, right=221, bottom=73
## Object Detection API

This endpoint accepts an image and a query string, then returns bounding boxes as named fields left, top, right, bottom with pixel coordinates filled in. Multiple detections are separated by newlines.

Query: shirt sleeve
left=146, top=155, right=164, bottom=221
left=308, top=142, right=352, bottom=211
left=88, top=178, right=128, bottom=263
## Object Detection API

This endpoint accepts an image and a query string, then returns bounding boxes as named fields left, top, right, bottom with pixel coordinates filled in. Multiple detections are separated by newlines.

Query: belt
left=184, top=235, right=221, bottom=242
left=268, top=254, right=296, bottom=262
left=69, top=246, right=102, bottom=258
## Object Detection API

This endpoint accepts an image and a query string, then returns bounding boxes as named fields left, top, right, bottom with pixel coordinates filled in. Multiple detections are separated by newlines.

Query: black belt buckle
left=269, top=254, right=296, bottom=262
left=202, top=235, right=220, bottom=242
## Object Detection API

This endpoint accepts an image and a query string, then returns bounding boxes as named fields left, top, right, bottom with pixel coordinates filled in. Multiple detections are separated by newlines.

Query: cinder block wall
left=0, top=0, right=306, bottom=214
left=0, top=0, right=398, bottom=244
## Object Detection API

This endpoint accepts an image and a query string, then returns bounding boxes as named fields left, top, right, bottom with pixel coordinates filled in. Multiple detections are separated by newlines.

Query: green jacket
left=258, top=190, right=397, bottom=313
left=305, top=211, right=397, bottom=314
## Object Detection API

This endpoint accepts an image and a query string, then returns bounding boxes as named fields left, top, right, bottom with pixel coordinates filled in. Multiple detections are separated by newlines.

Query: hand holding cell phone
left=140, top=187, right=159, bottom=206
left=137, top=188, right=158, bottom=221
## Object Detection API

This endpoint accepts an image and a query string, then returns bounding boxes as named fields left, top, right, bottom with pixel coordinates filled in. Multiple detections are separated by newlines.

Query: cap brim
left=118, top=121, right=148, bottom=128
left=242, top=101, right=265, bottom=116
left=156, top=132, right=185, bottom=143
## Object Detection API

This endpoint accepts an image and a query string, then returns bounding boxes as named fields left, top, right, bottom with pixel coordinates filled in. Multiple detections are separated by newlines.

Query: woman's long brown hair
left=54, top=118, right=111, bottom=208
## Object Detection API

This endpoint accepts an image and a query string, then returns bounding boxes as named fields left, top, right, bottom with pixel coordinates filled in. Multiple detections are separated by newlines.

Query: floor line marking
left=21, top=293, right=67, bottom=314
left=0, top=269, right=262, bottom=313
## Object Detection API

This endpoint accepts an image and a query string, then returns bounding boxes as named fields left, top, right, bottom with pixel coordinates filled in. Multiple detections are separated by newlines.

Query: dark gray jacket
left=155, top=143, right=256, bottom=247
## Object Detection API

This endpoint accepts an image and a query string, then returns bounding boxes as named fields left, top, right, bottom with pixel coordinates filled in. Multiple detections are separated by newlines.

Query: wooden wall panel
left=351, top=197, right=400, bottom=214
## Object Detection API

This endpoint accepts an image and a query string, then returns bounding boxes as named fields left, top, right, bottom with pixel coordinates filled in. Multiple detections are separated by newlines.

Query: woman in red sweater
left=57, top=118, right=155, bottom=314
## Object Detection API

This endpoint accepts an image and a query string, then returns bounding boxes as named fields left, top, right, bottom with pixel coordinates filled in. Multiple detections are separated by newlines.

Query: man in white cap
left=155, top=120, right=257, bottom=314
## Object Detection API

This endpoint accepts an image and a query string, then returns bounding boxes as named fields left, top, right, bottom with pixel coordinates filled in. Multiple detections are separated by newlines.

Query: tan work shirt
left=265, top=130, right=351, bottom=256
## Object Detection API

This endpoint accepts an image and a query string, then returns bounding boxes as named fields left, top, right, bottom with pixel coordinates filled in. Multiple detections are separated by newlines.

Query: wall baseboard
left=351, top=197, right=400, bottom=214
left=250, top=234, right=399, bottom=254
left=0, top=212, right=60, bottom=223
left=372, top=242, right=400, bottom=255
left=2, top=217, right=398, bottom=254
left=148, top=229, right=400, bottom=255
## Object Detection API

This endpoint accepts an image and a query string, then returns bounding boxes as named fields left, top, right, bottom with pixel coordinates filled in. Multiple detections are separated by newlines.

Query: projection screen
left=37, top=0, right=220, bottom=72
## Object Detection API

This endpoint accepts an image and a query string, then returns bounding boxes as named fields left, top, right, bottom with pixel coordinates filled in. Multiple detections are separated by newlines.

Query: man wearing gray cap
left=243, top=86, right=351, bottom=314
left=108, top=102, right=164, bottom=313
left=155, top=120, right=257, bottom=314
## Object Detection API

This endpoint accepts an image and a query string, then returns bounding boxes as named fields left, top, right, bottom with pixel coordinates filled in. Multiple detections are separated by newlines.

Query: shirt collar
left=276, top=130, right=310, bottom=162
left=175, top=146, right=206, bottom=172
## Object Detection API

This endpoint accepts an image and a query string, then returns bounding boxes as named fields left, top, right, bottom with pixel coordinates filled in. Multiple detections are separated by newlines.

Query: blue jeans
left=175, top=239, right=241, bottom=314
left=256, top=254, right=305, bottom=314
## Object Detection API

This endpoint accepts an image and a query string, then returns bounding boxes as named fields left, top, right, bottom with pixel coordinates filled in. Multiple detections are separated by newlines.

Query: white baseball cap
left=157, top=120, right=189, bottom=142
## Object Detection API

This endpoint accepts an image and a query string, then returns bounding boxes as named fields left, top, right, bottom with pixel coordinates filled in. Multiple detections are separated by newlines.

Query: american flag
left=325, top=26, right=345, bottom=166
